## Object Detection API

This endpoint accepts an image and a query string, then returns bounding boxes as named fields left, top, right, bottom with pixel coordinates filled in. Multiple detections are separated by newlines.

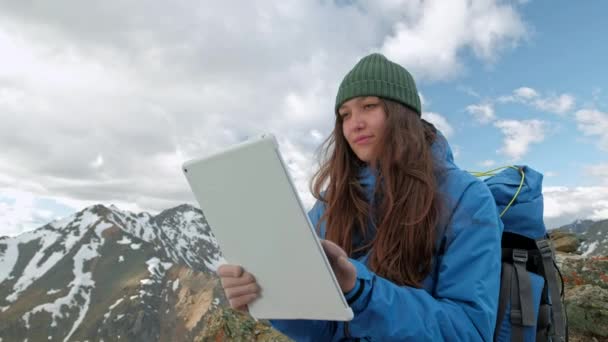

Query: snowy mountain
left=554, top=218, right=608, bottom=257
left=577, top=219, right=608, bottom=257
left=555, top=219, right=596, bottom=235
left=0, top=204, right=228, bottom=342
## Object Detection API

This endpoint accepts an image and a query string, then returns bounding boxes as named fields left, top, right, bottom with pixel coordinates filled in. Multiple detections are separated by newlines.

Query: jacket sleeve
left=342, top=180, right=503, bottom=341
left=269, top=200, right=336, bottom=341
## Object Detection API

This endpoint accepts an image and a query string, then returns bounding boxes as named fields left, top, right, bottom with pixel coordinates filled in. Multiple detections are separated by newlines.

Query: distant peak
left=163, top=203, right=200, bottom=214
left=174, top=203, right=199, bottom=211
left=84, top=204, right=113, bottom=216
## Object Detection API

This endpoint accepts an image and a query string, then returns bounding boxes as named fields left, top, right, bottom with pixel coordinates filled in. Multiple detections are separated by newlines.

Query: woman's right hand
left=217, top=264, right=261, bottom=312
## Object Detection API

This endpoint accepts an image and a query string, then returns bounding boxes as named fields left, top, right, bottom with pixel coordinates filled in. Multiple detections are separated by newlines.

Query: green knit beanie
left=335, top=53, right=421, bottom=116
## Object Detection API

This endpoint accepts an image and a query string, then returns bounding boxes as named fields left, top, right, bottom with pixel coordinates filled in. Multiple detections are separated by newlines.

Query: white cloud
left=513, top=87, right=539, bottom=99
left=494, top=119, right=546, bottom=160
left=498, top=87, right=575, bottom=115
left=533, top=94, right=575, bottom=115
left=575, top=109, right=608, bottom=151
left=0, top=190, right=37, bottom=236
left=585, top=163, right=608, bottom=184
left=544, top=186, right=608, bottom=228
left=277, top=138, right=316, bottom=209
left=310, top=129, right=324, bottom=143
left=90, top=155, right=104, bottom=169
left=458, top=86, right=481, bottom=98
left=419, top=92, right=427, bottom=107
left=466, top=103, right=496, bottom=124
left=544, top=171, right=558, bottom=177
left=422, top=112, right=454, bottom=138
left=479, top=160, right=497, bottom=168
left=0, top=1, right=530, bottom=231
left=379, top=0, right=526, bottom=80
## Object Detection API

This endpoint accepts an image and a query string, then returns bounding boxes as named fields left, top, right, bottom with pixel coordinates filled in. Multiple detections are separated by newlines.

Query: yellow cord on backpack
left=469, top=166, right=525, bottom=217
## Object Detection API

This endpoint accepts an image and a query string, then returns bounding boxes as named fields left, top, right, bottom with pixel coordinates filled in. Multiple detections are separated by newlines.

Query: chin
left=355, top=155, right=371, bottom=163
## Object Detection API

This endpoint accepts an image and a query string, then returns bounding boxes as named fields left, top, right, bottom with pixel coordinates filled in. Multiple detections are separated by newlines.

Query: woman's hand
left=217, top=264, right=261, bottom=312
left=320, top=240, right=357, bottom=293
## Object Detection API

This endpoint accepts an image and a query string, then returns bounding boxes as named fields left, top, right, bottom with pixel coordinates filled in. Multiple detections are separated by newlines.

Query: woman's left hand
left=320, top=239, right=357, bottom=293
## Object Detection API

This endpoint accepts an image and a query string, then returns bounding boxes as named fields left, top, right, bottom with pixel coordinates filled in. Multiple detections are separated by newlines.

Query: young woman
left=218, top=53, right=502, bottom=341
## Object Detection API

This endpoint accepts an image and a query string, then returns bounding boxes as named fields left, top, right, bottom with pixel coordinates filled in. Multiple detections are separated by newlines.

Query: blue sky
left=0, top=1, right=607, bottom=236
left=428, top=1, right=607, bottom=190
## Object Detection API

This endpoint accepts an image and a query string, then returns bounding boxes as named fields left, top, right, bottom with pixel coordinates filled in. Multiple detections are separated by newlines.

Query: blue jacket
left=271, top=134, right=503, bottom=341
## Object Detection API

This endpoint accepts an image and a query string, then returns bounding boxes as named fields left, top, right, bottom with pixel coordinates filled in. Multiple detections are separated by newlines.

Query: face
left=338, top=96, right=387, bottom=163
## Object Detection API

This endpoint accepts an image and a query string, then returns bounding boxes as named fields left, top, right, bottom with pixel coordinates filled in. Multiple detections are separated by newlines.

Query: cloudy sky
left=1, top=1, right=607, bottom=236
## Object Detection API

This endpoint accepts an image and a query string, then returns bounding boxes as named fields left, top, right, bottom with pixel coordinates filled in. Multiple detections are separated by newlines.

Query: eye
left=339, top=111, right=350, bottom=119
left=363, top=103, right=377, bottom=110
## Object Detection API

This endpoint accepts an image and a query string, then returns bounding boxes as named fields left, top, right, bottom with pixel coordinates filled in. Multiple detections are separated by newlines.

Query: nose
left=352, top=112, right=365, bottom=131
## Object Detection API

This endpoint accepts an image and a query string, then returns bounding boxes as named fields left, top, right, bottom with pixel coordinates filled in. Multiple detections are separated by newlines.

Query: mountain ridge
left=0, top=203, right=231, bottom=341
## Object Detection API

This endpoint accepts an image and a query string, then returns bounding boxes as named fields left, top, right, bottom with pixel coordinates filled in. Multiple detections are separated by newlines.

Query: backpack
left=476, top=165, right=568, bottom=342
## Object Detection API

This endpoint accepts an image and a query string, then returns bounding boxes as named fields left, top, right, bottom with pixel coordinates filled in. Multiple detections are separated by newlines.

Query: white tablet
left=182, top=133, right=354, bottom=321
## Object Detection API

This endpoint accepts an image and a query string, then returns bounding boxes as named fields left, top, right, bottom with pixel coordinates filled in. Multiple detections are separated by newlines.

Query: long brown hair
left=311, top=98, right=442, bottom=287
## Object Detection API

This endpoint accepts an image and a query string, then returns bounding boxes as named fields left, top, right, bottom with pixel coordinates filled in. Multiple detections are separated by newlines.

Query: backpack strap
left=536, top=303, right=552, bottom=342
left=536, top=239, right=567, bottom=342
left=510, top=249, right=537, bottom=342
left=494, top=262, right=513, bottom=341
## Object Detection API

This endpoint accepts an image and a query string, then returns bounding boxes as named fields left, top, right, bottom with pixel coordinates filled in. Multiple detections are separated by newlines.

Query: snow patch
left=130, top=243, right=141, bottom=250
left=46, top=289, right=61, bottom=295
left=140, top=279, right=154, bottom=285
left=109, top=298, right=124, bottom=310
left=172, top=279, right=180, bottom=292
left=22, top=229, right=104, bottom=342
left=582, top=241, right=599, bottom=257
left=0, top=240, right=19, bottom=285
left=94, top=222, right=113, bottom=238
left=6, top=212, right=108, bottom=303
left=129, top=295, right=138, bottom=300
left=146, top=257, right=162, bottom=276
left=6, top=230, right=63, bottom=302
left=50, top=213, right=77, bottom=229
left=0, top=305, right=8, bottom=312
left=103, top=298, right=124, bottom=321
left=143, top=257, right=171, bottom=284
left=117, top=236, right=132, bottom=245
left=75, top=210, right=101, bottom=228
left=116, top=314, right=124, bottom=320
left=118, top=255, right=124, bottom=262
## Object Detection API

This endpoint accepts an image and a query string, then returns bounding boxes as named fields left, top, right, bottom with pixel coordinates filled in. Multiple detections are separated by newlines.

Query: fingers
left=338, top=256, right=356, bottom=273
left=229, top=293, right=259, bottom=310
left=217, top=264, right=260, bottom=310
left=220, top=271, right=256, bottom=289
left=217, top=264, right=243, bottom=278
left=321, top=239, right=347, bottom=260
left=234, top=304, right=250, bottom=313
left=225, top=282, right=261, bottom=300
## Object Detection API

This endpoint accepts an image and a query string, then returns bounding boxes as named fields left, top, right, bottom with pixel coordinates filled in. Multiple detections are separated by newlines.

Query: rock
left=565, top=285, right=608, bottom=338
left=550, top=232, right=580, bottom=253
left=556, top=253, right=608, bottom=289
left=196, top=307, right=293, bottom=342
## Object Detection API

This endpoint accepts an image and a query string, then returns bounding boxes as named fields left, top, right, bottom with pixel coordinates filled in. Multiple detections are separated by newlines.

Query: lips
left=354, top=135, right=372, bottom=144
